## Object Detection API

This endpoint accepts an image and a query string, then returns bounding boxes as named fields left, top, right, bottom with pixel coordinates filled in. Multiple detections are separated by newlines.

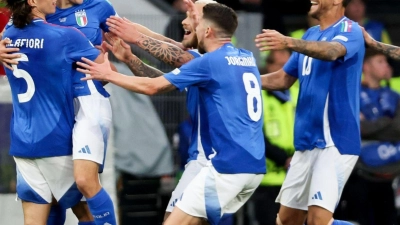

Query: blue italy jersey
left=165, top=43, right=266, bottom=174
left=185, top=50, right=213, bottom=163
left=283, top=17, right=365, bottom=155
left=3, top=19, right=100, bottom=158
left=360, top=85, right=400, bottom=120
left=47, top=0, right=117, bottom=98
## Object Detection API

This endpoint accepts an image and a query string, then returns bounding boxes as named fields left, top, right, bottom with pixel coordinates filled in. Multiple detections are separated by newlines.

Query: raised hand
left=255, top=29, right=290, bottom=51
left=184, top=0, right=200, bottom=30
left=103, top=32, right=133, bottom=63
left=78, top=52, right=113, bottom=81
left=0, top=39, right=21, bottom=70
left=360, top=26, right=375, bottom=48
left=106, top=16, right=141, bottom=44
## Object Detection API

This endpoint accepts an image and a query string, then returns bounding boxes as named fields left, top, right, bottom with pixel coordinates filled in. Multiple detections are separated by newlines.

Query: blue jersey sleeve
left=98, top=0, right=117, bottom=32
left=64, top=28, right=100, bottom=63
left=283, top=52, right=300, bottom=78
left=332, top=20, right=364, bottom=62
left=164, top=56, right=210, bottom=91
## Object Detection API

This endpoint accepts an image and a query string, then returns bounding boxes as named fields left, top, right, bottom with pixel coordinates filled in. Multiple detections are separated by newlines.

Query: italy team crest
left=75, top=10, right=88, bottom=27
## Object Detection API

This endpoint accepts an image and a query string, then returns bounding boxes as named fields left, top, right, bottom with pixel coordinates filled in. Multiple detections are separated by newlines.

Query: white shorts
left=276, top=146, right=358, bottom=213
left=176, top=164, right=263, bottom=224
left=14, top=156, right=81, bottom=208
left=73, top=95, right=112, bottom=168
left=166, top=159, right=207, bottom=212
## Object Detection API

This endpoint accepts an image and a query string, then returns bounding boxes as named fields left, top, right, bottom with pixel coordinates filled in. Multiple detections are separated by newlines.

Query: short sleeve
left=98, top=0, right=118, bottom=32
left=283, top=52, right=300, bottom=78
left=164, top=56, right=210, bottom=91
left=332, top=21, right=364, bottom=62
left=65, top=27, right=100, bottom=63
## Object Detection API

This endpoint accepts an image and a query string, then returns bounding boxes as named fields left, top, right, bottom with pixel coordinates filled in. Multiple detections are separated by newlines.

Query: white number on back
left=302, top=56, right=313, bottom=76
left=243, top=72, right=262, bottom=122
left=11, top=54, right=35, bottom=103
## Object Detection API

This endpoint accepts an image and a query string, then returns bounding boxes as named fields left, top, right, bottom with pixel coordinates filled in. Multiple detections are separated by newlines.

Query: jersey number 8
left=243, top=72, right=262, bottom=122
left=11, top=54, right=35, bottom=103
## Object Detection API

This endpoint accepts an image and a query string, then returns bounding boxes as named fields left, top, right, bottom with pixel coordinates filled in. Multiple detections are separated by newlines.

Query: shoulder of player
left=44, top=23, right=86, bottom=39
left=333, top=18, right=362, bottom=33
left=86, top=0, right=114, bottom=9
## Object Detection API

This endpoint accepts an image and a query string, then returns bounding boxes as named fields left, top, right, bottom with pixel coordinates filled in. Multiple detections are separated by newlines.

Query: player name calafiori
left=5, top=38, right=44, bottom=49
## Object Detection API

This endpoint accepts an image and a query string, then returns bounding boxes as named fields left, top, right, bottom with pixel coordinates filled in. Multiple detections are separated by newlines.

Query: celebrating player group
left=1, top=0, right=400, bottom=224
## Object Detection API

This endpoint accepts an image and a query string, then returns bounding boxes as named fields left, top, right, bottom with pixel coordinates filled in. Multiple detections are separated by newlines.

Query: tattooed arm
left=133, top=22, right=185, bottom=50
left=362, top=26, right=400, bottom=60
left=286, top=39, right=346, bottom=61
left=133, top=33, right=194, bottom=67
left=125, top=54, right=163, bottom=78
left=106, top=16, right=193, bottom=66
left=102, top=33, right=163, bottom=78
left=255, top=29, right=346, bottom=61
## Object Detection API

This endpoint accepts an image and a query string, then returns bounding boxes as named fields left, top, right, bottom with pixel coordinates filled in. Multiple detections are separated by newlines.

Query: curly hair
left=1, top=0, right=33, bottom=28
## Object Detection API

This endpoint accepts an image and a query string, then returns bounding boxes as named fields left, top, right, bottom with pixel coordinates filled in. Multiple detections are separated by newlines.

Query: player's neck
left=318, top=8, right=345, bottom=30
left=31, top=10, right=46, bottom=21
left=205, top=37, right=231, bottom=53
left=364, top=76, right=381, bottom=89
left=57, top=1, right=74, bottom=9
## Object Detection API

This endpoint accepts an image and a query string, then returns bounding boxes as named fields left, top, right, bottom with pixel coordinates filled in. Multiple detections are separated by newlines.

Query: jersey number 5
left=243, top=72, right=262, bottom=122
left=11, top=54, right=35, bottom=103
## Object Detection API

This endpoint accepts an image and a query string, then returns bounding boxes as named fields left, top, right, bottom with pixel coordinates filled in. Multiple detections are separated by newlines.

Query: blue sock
left=78, top=222, right=96, bottom=225
left=86, top=188, right=116, bottom=225
left=332, top=220, right=354, bottom=225
left=47, top=204, right=66, bottom=225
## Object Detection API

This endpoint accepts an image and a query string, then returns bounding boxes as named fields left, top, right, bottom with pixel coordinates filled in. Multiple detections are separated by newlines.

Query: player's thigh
left=276, top=150, right=314, bottom=211
left=14, top=157, right=53, bottom=204
left=36, top=156, right=83, bottom=209
left=308, top=146, right=358, bottom=213
left=166, top=160, right=206, bottom=213
left=223, top=173, right=263, bottom=215
left=175, top=165, right=262, bottom=224
left=73, top=96, right=112, bottom=166
left=22, top=201, right=51, bottom=225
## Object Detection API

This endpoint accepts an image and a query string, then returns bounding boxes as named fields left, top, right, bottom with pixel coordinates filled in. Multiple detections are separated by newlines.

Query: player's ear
left=333, top=0, right=343, bottom=6
left=205, top=26, right=212, bottom=38
left=27, top=0, right=36, bottom=7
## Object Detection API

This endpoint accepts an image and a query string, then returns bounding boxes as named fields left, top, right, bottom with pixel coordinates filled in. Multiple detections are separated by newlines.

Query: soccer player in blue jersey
left=0, top=0, right=118, bottom=224
left=0, top=0, right=108, bottom=224
left=77, top=3, right=266, bottom=225
left=46, top=1, right=118, bottom=224
left=254, top=0, right=365, bottom=225
left=102, top=1, right=237, bottom=223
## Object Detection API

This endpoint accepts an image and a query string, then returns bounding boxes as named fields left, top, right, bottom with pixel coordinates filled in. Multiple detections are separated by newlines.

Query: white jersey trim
left=196, top=105, right=207, bottom=162
left=323, top=93, right=334, bottom=147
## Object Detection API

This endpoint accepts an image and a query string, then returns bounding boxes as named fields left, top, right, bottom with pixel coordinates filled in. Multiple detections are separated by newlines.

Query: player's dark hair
left=2, top=0, right=33, bottom=28
left=342, top=0, right=353, bottom=7
left=202, top=3, right=238, bottom=37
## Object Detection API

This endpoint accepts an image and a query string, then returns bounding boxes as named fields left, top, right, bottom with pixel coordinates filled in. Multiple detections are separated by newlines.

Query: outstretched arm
left=363, top=27, right=400, bottom=61
left=106, top=16, right=194, bottom=67
left=133, top=22, right=185, bottom=50
left=102, top=33, right=163, bottom=78
left=255, top=29, right=347, bottom=61
left=77, top=53, right=175, bottom=95
left=261, top=69, right=297, bottom=91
